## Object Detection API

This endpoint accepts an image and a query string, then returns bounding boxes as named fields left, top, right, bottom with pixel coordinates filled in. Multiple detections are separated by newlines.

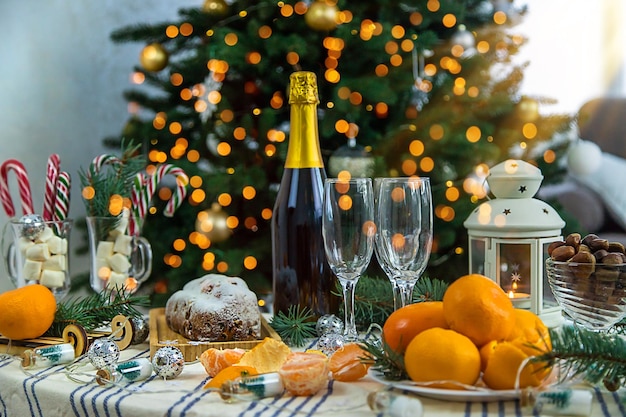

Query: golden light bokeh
left=391, top=233, right=406, bottom=250
left=338, top=194, right=353, bottom=211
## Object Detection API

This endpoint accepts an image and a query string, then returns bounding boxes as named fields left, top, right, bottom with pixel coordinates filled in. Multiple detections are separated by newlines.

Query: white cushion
left=571, top=152, right=626, bottom=231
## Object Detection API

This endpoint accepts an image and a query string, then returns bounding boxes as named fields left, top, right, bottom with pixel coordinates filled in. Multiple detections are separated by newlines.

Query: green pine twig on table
left=269, top=305, right=317, bottom=347
left=46, top=287, right=151, bottom=337
left=533, top=325, right=626, bottom=391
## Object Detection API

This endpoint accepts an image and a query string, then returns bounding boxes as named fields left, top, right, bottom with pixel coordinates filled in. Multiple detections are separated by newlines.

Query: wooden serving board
left=149, top=307, right=281, bottom=362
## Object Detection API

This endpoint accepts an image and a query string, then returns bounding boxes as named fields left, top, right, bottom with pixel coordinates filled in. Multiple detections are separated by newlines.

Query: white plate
left=368, top=370, right=520, bottom=402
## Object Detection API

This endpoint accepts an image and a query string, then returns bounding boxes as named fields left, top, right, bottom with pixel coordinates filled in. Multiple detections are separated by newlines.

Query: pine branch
left=269, top=305, right=317, bottom=347
left=413, top=277, right=448, bottom=302
left=359, top=338, right=407, bottom=381
left=47, top=287, right=151, bottom=337
left=533, top=325, right=626, bottom=390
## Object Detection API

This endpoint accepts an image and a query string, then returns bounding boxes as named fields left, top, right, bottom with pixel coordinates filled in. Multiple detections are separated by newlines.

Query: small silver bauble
left=129, top=316, right=150, bottom=345
left=19, top=214, right=45, bottom=240
left=152, top=346, right=185, bottom=379
left=316, top=332, right=345, bottom=356
left=316, top=314, right=344, bottom=337
left=87, top=338, right=120, bottom=370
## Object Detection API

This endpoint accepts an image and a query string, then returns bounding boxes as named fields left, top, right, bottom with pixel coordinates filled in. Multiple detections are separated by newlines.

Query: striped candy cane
left=0, top=159, right=34, bottom=217
left=53, top=171, right=71, bottom=221
left=43, top=154, right=61, bottom=221
left=129, top=164, right=188, bottom=235
left=88, top=154, right=122, bottom=178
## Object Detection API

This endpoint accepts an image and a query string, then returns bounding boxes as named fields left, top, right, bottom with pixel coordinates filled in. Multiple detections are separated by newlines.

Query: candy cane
left=53, top=171, right=71, bottom=221
left=0, top=159, right=34, bottom=217
left=43, top=154, right=61, bottom=221
left=88, top=154, right=122, bottom=178
left=129, top=164, right=188, bottom=235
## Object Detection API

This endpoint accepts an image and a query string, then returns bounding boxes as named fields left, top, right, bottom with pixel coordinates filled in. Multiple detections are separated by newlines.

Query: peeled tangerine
left=199, top=348, right=246, bottom=377
left=329, top=343, right=373, bottom=382
left=278, top=352, right=330, bottom=396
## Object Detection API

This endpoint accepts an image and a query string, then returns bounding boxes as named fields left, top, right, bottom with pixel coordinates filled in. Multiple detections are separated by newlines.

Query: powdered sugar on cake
left=165, top=274, right=261, bottom=342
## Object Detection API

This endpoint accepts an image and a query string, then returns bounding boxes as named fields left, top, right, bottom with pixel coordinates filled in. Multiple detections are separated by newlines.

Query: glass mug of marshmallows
left=86, top=214, right=152, bottom=294
left=3, top=215, right=73, bottom=301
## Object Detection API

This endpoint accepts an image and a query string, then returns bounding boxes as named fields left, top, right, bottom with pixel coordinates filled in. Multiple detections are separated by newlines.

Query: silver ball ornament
left=316, top=332, right=345, bottom=356
left=130, top=316, right=150, bottom=345
left=18, top=214, right=45, bottom=240
left=88, top=338, right=120, bottom=370
left=316, top=314, right=344, bottom=337
left=152, top=346, right=185, bottom=379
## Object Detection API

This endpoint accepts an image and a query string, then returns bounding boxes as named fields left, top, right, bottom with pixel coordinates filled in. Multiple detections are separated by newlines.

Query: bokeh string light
left=117, top=0, right=569, bottom=295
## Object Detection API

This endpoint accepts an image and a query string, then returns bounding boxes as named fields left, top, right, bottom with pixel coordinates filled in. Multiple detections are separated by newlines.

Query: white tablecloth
left=0, top=344, right=624, bottom=417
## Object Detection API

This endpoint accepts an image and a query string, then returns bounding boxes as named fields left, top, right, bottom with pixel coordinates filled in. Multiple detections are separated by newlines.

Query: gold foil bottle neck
left=289, top=71, right=319, bottom=104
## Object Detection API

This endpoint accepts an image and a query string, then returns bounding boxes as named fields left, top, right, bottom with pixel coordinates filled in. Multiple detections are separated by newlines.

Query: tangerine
left=203, top=365, right=258, bottom=389
left=329, top=343, right=372, bottom=382
left=382, top=301, right=448, bottom=355
left=506, top=309, right=551, bottom=351
left=481, top=340, right=549, bottom=390
left=0, top=284, right=57, bottom=340
left=442, top=274, right=515, bottom=347
left=199, top=348, right=246, bottom=377
left=278, top=351, right=330, bottom=396
left=404, top=327, right=481, bottom=389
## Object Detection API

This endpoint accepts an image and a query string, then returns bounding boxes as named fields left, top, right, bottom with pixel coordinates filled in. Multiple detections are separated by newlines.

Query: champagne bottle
left=271, top=71, right=338, bottom=317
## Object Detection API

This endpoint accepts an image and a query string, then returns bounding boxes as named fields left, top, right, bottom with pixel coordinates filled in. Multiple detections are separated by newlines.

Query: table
left=0, top=343, right=624, bottom=417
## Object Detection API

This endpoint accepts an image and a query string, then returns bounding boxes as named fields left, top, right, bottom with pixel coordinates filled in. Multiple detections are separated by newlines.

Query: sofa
left=539, top=98, right=626, bottom=245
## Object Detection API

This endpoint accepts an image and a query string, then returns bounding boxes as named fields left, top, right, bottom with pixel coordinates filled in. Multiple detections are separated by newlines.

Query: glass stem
left=389, top=278, right=401, bottom=311
left=340, top=277, right=359, bottom=341
left=397, top=280, right=416, bottom=309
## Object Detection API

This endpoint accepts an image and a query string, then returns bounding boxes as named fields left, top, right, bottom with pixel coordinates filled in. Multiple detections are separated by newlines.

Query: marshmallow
left=106, top=271, right=128, bottom=290
left=26, top=243, right=50, bottom=261
left=23, top=259, right=43, bottom=281
left=40, top=269, right=66, bottom=288
left=96, top=241, right=115, bottom=259
left=108, top=253, right=131, bottom=274
left=35, top=226, right=54, bottom=243
left=108, top=216, right=129, bottom=238
left=113, top=234, right=133, bottom=257
left=47, top=235, right=67, bottom=255
left=43, top=254, right=67, bottom=271
left=18, top=237, right=35, bottom=255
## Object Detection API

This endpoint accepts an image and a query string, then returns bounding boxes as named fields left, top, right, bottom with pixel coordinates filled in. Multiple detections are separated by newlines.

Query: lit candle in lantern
left=508, top=281, right=531, bottom=309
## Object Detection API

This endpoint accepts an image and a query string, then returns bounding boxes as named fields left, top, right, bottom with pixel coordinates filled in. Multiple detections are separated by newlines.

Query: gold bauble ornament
left=304, top=0, right=339, bottom=31
left=515, top=96, right=539, bottom=122
left=202, top=0, right=229, bottom=15
left=195, top=203, right=231, bottom=243
left=139, top=43, right=169, bottom=72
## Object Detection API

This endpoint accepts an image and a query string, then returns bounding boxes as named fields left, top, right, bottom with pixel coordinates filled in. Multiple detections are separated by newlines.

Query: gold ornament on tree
left=202, top=0, right=229, bottom=16
left=515, top=96, right=539, bottom=122
left=304, top=0, right=339, bottom=31
left=139, top=43, right=169, bottom=72
left=196, top=203, right=231, bottom=243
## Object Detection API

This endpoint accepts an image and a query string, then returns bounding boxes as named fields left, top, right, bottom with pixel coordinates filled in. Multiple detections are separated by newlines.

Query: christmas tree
left=105, top=0, right=572, bottom=305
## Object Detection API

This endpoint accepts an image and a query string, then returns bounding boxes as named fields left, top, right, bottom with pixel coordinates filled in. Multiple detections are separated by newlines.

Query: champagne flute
left=375, top=177, right=433, bottom=309
left=322, top=178, right=376, bottom=341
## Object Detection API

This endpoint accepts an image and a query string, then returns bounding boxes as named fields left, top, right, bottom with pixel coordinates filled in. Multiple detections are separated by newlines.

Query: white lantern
left=464, top=159, right=565, bottom=327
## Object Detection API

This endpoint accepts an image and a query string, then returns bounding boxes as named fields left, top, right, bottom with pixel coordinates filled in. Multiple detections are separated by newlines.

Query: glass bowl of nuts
left=546, top=233, right=626, bottom=331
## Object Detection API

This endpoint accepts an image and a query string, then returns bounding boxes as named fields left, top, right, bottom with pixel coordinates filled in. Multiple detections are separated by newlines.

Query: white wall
left=0, top=1, right=623, bottom=294
left=0, top=1, right=195, bottom=293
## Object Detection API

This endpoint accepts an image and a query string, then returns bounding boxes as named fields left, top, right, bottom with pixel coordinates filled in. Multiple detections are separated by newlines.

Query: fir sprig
left=78, top=139, right=146, bottom=218
left=47, top=287, right=151, bottom=337
left=359, top=339, right=407, bottom=381
left=269, top=305, right=317, bottom=347
left=533, top=325, right=626, bottom=390
left=413, top=277, right=449, bottom=302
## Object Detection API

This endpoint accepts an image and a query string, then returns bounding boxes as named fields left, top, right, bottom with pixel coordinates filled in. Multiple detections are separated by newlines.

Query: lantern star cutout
left=519, top=185, right=527, bottom=193
left=503, top=208, right=511, bottom=215
left=543, top=208, right=549, bottom=214
left=511, top=272, right=522, bottom=283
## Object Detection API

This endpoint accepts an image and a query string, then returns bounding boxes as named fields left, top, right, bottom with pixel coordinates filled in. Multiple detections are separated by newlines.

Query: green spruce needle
left=47, top=286, right=151, bottom=337
left=533, top=325, right=626, bottom=390
left=269, top=305, right=317, bottom=347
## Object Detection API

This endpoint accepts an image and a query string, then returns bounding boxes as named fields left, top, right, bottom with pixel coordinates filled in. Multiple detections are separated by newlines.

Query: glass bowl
left=546, top=257, right=626, bottom=331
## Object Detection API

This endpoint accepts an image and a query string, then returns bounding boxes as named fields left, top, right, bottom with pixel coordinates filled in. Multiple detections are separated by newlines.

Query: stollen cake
left=165, top=274, right=261, bottom=341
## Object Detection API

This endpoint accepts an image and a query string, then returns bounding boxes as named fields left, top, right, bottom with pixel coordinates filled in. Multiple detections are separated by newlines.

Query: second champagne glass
left=322, top=178, right=376, bottom=341
left=375, top=177, right=433, bottom=310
